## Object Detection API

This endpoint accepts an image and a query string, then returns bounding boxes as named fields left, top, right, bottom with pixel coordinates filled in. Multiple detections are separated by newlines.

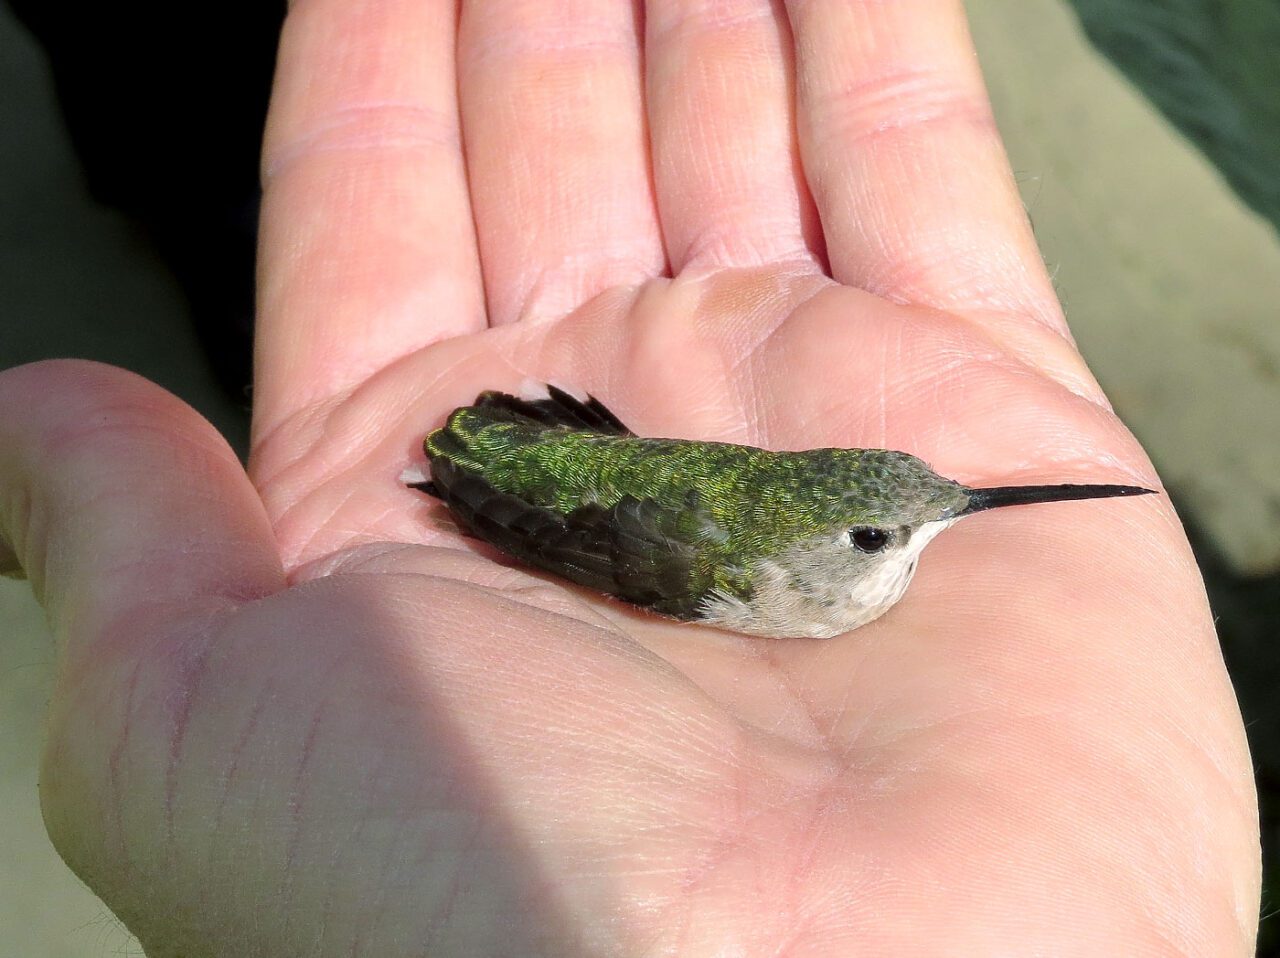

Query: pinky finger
left=787, top=0, right=1065, bottom=335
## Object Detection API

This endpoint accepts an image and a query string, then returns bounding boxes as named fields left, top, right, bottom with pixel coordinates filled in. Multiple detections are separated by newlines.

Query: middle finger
left=646, top=0, right=822, bottom=273
left=459, top=0, right=667, bottom=325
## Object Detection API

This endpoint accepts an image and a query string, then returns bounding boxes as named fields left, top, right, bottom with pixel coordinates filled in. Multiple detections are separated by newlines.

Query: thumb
left=0, top=360, right=285, bottom=937
left=0, top=360, right=284, bottom=655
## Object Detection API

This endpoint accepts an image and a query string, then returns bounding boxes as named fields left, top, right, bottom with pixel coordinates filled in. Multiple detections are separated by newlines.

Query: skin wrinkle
left=857, top=236, right=1018, bottom=303
left=807, top=66, right=998, bottom=157
left=880, top=268, right=1072, bottom=365
left=514, top=254, right=666, bottom=327
left=663, top=770, right=856, bottom=955
left=756, top=647, right=840, bottom=752
left=1157, top=679, right=1259, bottom=821
left=52, top=602, right=264, bottom=904
left=858, top=236, right=1061, bottom=329
left=250, top=392, right=347, bottom=485
left=7, top=483, right=45, bottom=602
left=163, top=633, right=217, bottom=848
left=461, top=19, right=640, bottom=67
left=264, top=408, right=437, bottom=564
left=103, top=539, right=264, bottom=586
left=681, top=221, right=816, bottom=273
left=276, top=485, right=364, bottom=572
left=367, top=570, right=654, bottom=663
left=317, top=797, right=396, bottom=958
left=209, top=679, right=273, bottom=841
left=261, top=101, right=464, bottom=182
left=278, top=696, right=332, bottom=941
left=285, top=496, right=415, bottom=577
left=349, top=817, right=408, bottom=958
left=749, top=316, right=1010, bottom=446
left=775, top=787, right=856, bottom=948
left=724, top=284, right=832, bottom=382
left=646, top=0, right=778, bottom=45
left=969, top=387, right=1144, bottom=482
left=289, top=543, right=493, bottom=595
left=309, top=550, right=619, bottom=632
left=252, top=341, right=461, bottom=480
left=1012, top=728, right=1228, bottom=951
left=656, top=756, right=781, bottom=941
left=915, top=331, right=1108, bottom=429
left=257, top=327, right=533, bottom=501
left=420, top=825, right=483, bottom=948
left=796, top=649, right=944, bottom=762
left=105, top=654, right=146, bottom=879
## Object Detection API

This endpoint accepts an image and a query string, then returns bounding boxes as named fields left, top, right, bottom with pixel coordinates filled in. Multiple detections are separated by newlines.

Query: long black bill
left=958, top=483, right=1156, bottom=517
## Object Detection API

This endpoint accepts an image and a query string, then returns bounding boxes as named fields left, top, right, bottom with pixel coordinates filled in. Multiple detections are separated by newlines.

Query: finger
left=0, top=361, right=284, bottom=665
left=786, top=0, right=1065, bottom=333
left=256, top=0, right=484, bottom=443
left=458, top=0, right=666, bottom=325
left=646, top=0, right=822, bottom=272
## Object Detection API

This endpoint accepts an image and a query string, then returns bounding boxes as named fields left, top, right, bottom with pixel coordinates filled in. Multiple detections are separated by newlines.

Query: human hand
left=0, top=0, right=1258, bottom=954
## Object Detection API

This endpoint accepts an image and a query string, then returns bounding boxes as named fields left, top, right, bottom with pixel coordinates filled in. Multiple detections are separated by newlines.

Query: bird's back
left=420, top=388, right=796, bottom=617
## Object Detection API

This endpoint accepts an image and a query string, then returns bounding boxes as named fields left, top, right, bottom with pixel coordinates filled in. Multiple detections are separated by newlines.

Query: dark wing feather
left=425, top=458, right=709, bottom=618
left=474, top=386, right=633, bottom=435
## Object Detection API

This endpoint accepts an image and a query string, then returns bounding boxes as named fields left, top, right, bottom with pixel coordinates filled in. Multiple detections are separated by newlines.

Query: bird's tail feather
left=474, top=386, right=633, bottom=435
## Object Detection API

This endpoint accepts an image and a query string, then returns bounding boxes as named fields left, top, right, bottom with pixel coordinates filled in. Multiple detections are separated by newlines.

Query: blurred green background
left=2, top=0, right=1278, bottom=953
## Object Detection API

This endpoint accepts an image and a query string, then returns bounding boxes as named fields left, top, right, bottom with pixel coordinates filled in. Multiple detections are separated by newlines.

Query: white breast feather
left=697, top=520, right=955, bottom=639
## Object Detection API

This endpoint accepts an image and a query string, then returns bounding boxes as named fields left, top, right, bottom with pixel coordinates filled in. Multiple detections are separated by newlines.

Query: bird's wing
left=427, top=457, right=717, bottom=619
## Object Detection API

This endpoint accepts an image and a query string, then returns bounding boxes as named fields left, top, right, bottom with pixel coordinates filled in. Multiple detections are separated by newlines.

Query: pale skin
left=0, top=0, right=1259, bottom=954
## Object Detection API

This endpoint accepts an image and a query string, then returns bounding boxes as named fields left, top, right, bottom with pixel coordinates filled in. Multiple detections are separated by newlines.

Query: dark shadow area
left=7, top=0, right=284, bottom=403
left=169, top=574, right=614, bottom=954
left=1064, top=0, right=1280, bottom=236
left=3, top=0, right=285, bottom=456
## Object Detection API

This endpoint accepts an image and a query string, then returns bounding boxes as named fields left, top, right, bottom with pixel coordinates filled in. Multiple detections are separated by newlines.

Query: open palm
left=1, top=0, right=1257, bottom=954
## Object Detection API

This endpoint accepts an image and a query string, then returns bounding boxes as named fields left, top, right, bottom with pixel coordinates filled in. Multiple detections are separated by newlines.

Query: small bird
left=412, top=387, right=1154, bottom=639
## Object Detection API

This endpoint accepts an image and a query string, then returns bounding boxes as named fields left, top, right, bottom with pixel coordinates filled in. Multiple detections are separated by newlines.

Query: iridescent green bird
left=412, top=387, right=1154, bottom=638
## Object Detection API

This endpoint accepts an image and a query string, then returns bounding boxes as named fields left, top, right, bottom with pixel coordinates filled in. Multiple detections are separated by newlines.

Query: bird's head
left=723, top=450, right=1155, bottom=638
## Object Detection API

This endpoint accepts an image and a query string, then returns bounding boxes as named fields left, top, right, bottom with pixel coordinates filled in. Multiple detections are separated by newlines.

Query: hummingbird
left=411, top=387, right=1155, bottom=639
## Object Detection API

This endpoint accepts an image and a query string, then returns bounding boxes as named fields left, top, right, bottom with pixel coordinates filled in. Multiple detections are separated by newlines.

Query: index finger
left=255, top=0, right=485, bottom=445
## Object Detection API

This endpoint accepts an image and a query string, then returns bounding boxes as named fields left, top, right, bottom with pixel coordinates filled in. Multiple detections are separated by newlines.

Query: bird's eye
left=849, top=527, right=890, bottom=553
